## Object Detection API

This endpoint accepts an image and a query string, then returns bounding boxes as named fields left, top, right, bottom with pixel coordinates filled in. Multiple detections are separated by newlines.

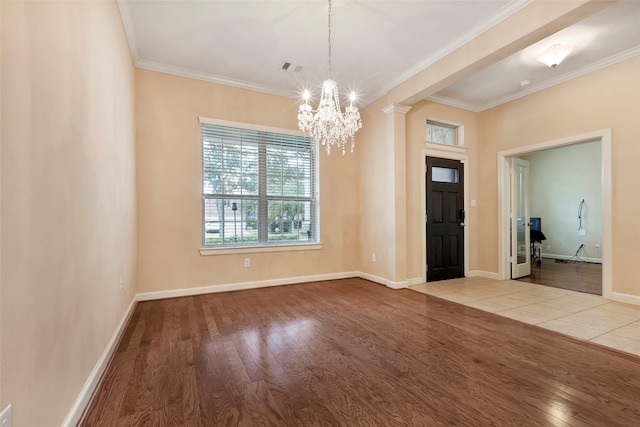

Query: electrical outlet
left=119, top=278, right=124, bottom=290
left=371, top=253, right=376, bottom=263
left=578, top=229, right=586, bottom=236
left=546, top=245, right=551, bottom=251
left=0, top=404, right=12, bottom=427
left=243, top=258, right=250, bottom=268
left=595, top=244, right=601, bottom=252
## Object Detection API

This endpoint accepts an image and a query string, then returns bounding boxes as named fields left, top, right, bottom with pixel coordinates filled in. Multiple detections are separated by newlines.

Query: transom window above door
left=426, top=118, right=464, bottom=147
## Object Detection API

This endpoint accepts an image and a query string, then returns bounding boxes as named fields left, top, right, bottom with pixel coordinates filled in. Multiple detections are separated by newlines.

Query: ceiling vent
left=281, top=62, right=303, bottom=73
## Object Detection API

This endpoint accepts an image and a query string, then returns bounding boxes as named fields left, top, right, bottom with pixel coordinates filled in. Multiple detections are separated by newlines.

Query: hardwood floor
left=80, top=278, right=640, bottom=426
left=516, top=259, right=602, bottom=295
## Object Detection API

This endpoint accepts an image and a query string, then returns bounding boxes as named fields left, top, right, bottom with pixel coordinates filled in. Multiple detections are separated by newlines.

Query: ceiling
left=118, top=0, right=640, bottom=111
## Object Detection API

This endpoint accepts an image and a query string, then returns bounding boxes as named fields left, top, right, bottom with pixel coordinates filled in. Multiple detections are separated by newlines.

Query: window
left=431, top=166, right=459, bottom=183
left=426, top=119, right=461, bottom=146
left=201, top=118, right=317, bottom=247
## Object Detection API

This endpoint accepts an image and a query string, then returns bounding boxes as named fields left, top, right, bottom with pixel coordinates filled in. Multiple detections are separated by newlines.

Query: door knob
left=460, top=222, right=466, bottom=227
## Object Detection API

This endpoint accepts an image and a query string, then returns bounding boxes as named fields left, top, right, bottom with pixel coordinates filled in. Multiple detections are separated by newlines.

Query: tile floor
left=410, top=277, right=640, bottom=357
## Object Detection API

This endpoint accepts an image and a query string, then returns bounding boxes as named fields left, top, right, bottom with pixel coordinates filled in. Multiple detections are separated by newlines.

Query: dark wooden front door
left=426, top=157, right=464, bottom=282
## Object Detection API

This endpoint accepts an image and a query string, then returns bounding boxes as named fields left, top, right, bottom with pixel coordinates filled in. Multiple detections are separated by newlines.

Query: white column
left=382, top=103, right=411, bottom=287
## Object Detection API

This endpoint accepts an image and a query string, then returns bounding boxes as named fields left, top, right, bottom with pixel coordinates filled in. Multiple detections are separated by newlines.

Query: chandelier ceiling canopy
left=297, top=0, right=362, bottom=155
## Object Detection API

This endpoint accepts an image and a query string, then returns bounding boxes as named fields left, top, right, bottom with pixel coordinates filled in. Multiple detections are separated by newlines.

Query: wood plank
left=81, top=278, right=640, bottom=426
left=516, top=259, right=602, bottom=295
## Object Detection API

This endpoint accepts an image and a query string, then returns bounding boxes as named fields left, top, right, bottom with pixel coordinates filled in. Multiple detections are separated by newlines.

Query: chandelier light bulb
left=297, top=0, right=362, bottom=155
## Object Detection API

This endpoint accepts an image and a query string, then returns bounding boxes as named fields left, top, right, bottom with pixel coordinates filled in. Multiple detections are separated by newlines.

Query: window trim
left=199, top=242, right=323, bottom=256
left=199, top=116, right=305, bottom=138
left=199, top=116, right=321, bottom=250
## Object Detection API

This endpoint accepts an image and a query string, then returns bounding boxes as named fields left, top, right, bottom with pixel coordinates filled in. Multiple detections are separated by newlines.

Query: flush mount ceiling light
left=297, top=0, right=362, bottom=155
left=539, top=44, right=572, bottom=68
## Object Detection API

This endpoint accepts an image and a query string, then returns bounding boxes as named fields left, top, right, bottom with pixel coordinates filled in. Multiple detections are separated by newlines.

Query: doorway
left=426, top=157, right=465, bottom=282
left=513, top=141, right=603, bottom=295
left=498, top=129, right=612, bottom=299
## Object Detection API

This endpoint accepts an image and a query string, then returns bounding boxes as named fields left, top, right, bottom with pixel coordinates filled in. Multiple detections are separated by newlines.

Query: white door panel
left=511, top=158, right=531, bottom=279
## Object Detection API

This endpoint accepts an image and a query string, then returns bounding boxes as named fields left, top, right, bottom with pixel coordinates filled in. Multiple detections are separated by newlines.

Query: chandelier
left=298, top=0, right=362, bottom=155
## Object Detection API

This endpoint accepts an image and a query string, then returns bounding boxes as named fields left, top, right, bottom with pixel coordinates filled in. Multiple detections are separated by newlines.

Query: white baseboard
left=67, top=269, right=420, bottom=423
left=611, top=292, right=640, bottom=306
left=541, top=253, right=602, bottom=264
left=137, top=271, right=360, bottom=301
left=62, top=297, right=138, bottom=427
left=468, top=270, right=501, bottom=279
left=64, top=269, right=640, bottom=427
left=358, top=272, right=408, bottom=289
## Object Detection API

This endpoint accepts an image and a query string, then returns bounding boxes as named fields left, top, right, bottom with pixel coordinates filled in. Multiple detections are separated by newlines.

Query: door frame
left=497, top=129, right=612, bottom=298
left=422, top=148, right=470, bottom=283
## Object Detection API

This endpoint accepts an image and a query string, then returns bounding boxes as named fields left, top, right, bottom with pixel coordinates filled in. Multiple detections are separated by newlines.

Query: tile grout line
left=418, top=285, right=637, bottom=339
left=413, top=280, right=640, bottom=357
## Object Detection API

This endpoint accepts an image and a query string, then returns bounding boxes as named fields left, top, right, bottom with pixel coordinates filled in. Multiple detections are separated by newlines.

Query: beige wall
left=521, top=140, right=602, bottom=261
left=1, top=1, right=137, bottom=425
left=135, top=69, right=359, bottom=294
left=357, top=100, right=402, bottom=282
left=478, top=56, right=640, bottom=296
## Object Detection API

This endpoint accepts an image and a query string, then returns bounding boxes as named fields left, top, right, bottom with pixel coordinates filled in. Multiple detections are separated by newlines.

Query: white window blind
left=202, top=121, right=317, bottom=247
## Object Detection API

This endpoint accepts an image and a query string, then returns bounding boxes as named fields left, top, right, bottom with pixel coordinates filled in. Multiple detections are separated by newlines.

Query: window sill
left=199, top=243, right=323, bottom=256
left=425, top=142, right=467, bottom=153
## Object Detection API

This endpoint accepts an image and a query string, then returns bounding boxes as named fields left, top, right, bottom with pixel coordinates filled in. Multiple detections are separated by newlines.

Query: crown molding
left=424, top=95, right=482, bottom=113
left=369, top=0, right=534, bottom=104
left=382, top=104, right=412, bottom=115
left=136, top=59, right=299, bottom=100
left=427, top=45, right=640, bottom=113
left=117, top=1, right=299, bottom=101
left=476, top=45, right=640, bottom=111
left=118, top=0, right=532, bottom=107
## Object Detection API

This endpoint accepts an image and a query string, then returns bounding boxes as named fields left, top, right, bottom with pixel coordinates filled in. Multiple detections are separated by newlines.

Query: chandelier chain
left=327, top=0, right=332, bottom=79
